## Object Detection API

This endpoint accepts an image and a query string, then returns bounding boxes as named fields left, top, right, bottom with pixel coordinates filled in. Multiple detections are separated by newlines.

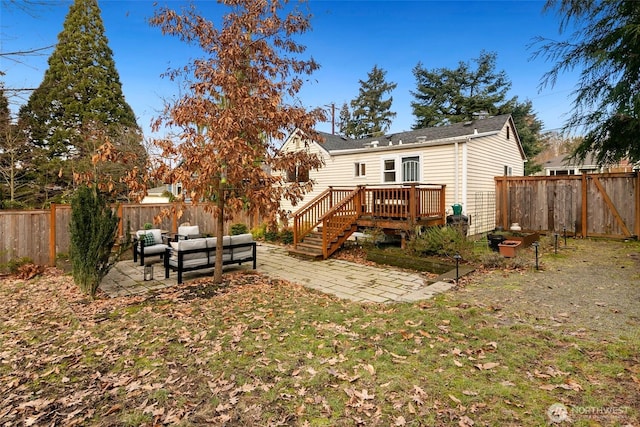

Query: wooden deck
left=292, top=184, right=446, bottom=259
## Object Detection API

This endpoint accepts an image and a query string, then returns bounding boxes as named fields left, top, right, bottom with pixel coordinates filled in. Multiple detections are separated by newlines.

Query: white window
left=383, top=159, right=396, bottom=182
left=355, top=162, right=366, bottom=177
left=402, top=156, right=420, bottom=182
left=383, top=155, right=421, bottom=183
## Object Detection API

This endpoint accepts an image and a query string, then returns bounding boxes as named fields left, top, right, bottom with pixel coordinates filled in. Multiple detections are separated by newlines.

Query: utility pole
left=325, top=103, right=336, bottom=134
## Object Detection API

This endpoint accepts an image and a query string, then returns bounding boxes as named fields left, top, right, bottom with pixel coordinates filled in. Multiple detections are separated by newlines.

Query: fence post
left=581, top=173, right=588, bottom=238
left=503, top=177, right=510, bottom=230
left=440, top=184, right=446, bottom=225
left=49, top=203, right=56, bottom=267
left=636, top=171, right=640, bottom=238
left=117, top=204, right=124, bottom=239
left=172, top=204, right=178, bottom=233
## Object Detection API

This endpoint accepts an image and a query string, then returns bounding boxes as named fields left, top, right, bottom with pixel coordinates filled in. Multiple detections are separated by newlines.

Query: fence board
left=496, top=172, right=639, bottom=238
left=0, top=203, right=264, bottom=266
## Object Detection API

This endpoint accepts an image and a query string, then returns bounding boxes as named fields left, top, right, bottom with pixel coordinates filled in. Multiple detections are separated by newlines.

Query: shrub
left=279, top=228, right=294, bottom=245
left=251, top=223, right=267, bottom=240
left=69, top=185, right=121, bottom=297
left=230, top=223, right=249, bottom=235
left=0, top=256, right=33, bottom=274
left=161, top=190, right=175, bottom=202
left=1, top=200, right=27, bottom=210
left=264, top=229, right=279, bottom=242
left=408, top=226, right=473, bottom=259
left=143, top=222, right=153, bottom=230
left=476, top=251, right=506, bottom=268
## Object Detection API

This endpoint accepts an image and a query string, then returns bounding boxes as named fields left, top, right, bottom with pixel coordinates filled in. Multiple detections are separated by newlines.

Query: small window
left=383, top=159, right=396, bottom=182
left=506, top=126, right=510, bottom=140
left=287, top=165, right=309, bottom=183
left=504, top=165, right=512, bottom=176
left=355, top=162, right=366, bottom=177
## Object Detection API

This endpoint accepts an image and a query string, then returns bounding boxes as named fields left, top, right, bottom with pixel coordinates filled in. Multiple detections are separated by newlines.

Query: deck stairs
left=290, top=185, right=446, bottom=260
left=290, top=187, right=361, bottom=260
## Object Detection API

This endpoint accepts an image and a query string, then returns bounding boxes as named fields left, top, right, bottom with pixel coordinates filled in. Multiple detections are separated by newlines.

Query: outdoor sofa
left=164, top=233, right=257, bottom=284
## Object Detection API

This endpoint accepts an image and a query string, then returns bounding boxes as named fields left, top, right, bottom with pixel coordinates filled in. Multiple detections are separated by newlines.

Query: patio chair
left=133, top=228, right=170, bottom=266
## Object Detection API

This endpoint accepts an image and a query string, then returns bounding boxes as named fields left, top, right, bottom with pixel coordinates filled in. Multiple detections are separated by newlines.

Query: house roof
left=543, top=152, right=599, bottom=169
left=318, top=114, right=514, bottom=152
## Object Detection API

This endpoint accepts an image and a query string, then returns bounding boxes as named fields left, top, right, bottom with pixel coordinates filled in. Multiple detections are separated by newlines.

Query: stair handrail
left=320, top=187, right=363, bottom=258
left=293, top=187, right=334, bottom=248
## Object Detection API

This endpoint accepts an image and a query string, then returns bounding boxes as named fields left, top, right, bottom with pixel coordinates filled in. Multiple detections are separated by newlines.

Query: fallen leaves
left=1, top=263, right=638, bottom=426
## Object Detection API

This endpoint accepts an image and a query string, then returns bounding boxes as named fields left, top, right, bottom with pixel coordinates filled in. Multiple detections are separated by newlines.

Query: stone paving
left=100, top=243, right=473, bottom=303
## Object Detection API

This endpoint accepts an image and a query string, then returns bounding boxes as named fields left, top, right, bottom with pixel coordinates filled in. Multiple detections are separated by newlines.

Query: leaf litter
left=1, top=238, right=639, bottom=425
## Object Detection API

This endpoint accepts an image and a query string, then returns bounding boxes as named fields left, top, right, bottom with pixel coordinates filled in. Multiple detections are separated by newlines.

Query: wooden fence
left=495, top=172, right=640, bottom=239
left=0, top=203, right=262, bottom=266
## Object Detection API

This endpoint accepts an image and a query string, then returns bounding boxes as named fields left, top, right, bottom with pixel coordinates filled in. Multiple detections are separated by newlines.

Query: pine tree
left=411, top=51, right=511, bottom=128
left=346, top=65, right=397, bottom=138
left=337, top=102, right=352, bottom=137
left=18, top=0, right=141, bottom=204
left=533, top=0, right=640, bottom=165
left=502, top=98, right=544, bottom=175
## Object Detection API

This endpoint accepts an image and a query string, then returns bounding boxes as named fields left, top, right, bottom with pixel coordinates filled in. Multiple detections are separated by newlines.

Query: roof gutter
left=327, top=130, right=499, bottom=156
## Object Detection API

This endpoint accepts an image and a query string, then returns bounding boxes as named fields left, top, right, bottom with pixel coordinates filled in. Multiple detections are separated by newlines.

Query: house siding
left=279, top=135, right=329, bottom=215
left=279, top=117, right=525, bottom=235
left=465, top=123, right=524, bottom=233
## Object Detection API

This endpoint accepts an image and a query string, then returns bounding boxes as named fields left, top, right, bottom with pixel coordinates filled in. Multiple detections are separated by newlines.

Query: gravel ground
left=457, top=238, right=640, bottom=339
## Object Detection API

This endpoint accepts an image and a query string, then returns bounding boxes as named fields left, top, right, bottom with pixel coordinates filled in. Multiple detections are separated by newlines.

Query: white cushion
left=232, top=249, right=253, bottom=260
left=142, top=244, right=169, bottom=255
left=169, top=257, right=210, bottom=269
left=170, top=238, right=207, bottom=260
left=206, top=236, right=231, bottom=253
left=231, top=233, right=253, bottom=245
left=178, top=225, right=200, bottom=237
left=230, top=234, right=253, bottom=260
left=137, top=229, right=163, bottom=244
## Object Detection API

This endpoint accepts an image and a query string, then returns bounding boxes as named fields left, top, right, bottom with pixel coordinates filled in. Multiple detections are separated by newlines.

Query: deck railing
left=292, top=186, right=355, bottom=248
left=292, top=184, right=446, bottom=257
left=360, top=184, right=446, bottom=220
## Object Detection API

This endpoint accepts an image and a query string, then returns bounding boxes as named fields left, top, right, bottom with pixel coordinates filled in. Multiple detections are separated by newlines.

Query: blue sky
left=2, top=1, right=578, bottom=138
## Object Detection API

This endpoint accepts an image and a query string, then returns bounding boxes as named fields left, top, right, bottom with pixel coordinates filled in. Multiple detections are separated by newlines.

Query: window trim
left=381, top=153, right=422, bottom=183
left=354, top=161, right=366, bottom=178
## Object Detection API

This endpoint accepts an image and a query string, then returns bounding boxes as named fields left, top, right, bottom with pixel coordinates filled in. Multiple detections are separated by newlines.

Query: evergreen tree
left=345, top=65, right=397, bottom=138
left=337, top=102, right=352, bottom=137
left=411, top=51, right=511, bottom=128
left=69, top=184, right=120, bottom=297
left=18, top=0, right=141, bottom=204
left=502, top=98, right=544, bottom=175
left=532, top=0, right=640, bottom=165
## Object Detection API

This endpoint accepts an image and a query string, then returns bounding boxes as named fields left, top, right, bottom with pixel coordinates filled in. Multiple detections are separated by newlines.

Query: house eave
left=328, top=130, right=499, bottom=156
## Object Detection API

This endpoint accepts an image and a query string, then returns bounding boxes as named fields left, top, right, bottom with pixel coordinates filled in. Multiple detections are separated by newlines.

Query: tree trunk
left=213, top=186, right=225, bottom=284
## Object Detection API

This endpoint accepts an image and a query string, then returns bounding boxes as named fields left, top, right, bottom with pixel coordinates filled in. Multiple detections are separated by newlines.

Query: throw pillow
left=142, top=233, right=156, bottom=247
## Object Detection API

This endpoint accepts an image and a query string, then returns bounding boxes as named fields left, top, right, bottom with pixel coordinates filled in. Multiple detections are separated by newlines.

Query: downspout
left=454, top=141, right=459, bottom=206
left=462, top=138, right=469, bottom=209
